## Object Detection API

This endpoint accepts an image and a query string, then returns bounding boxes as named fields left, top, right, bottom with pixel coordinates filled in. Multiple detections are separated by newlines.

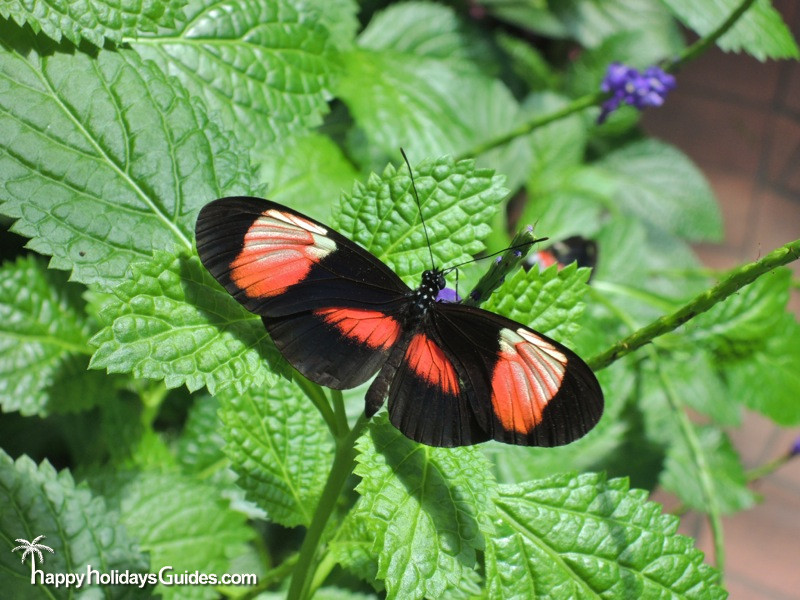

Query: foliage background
left=0, top=1, right=798, bottom=599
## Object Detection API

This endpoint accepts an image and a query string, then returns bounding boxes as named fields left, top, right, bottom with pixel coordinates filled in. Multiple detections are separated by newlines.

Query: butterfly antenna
left=443, top=237, right=549, bottom=273
left=401, top=148, right=436, bottom=270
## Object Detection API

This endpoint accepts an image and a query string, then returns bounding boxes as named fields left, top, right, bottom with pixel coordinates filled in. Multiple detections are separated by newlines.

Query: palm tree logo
left=12, top=535, right=55, bottom=579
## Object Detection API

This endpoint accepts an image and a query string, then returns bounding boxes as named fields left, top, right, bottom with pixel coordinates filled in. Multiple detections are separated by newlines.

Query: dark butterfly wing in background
left=527, top=235, right=598, bottom=279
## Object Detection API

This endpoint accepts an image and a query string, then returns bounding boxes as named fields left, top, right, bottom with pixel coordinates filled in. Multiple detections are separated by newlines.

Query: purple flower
left=494, top=255, right=503, bottom=265
left=791, top=436, right=800, bottom=457
left=513, top=250, right=523, bottom=258
left=436, top=287, right=461, bottom=303
left=598, top=62, right=676, bottom=123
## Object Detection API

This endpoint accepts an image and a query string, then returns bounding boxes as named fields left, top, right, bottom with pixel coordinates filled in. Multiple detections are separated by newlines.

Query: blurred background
left=644, top=1, right=800, bottom=597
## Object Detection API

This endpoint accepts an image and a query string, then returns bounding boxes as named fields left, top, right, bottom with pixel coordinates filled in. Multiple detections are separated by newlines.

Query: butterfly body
left=196, top=197, right=603, bottom=447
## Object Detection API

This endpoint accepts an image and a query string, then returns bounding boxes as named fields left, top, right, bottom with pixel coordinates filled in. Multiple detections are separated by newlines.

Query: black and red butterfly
left=195, top=197, right=603, bottom=447
left=526, top=235, right=598, bottom=277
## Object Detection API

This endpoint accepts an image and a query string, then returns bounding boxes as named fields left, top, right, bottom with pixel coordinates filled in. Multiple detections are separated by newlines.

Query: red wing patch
left=405, top=333, right=460, bottom=395
left=491, top=328, right=567, bottom=434
left=315, top=308, right=401, bottom=350
left=531, top=249, right=558, bottom=270
left=229, top=209, right=336, bottom=298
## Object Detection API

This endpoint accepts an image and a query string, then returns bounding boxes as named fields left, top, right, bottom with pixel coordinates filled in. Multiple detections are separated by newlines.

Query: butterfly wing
left=365, top=329, right=490, bottom=447
left=196, top=197, right=410, bottom=388
left=371, top=302, right=603, bottom=447
left=434, top=303, right=603, bottom=446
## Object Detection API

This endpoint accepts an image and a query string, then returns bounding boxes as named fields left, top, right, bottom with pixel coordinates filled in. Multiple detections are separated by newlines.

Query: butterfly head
left=408, top=269, right=447, bottom=319
left=420, top=269, right=446, bottom=294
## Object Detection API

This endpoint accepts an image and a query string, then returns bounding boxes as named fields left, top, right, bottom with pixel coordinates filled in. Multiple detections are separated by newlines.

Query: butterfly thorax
left=403, top=269, right=446, bottom=325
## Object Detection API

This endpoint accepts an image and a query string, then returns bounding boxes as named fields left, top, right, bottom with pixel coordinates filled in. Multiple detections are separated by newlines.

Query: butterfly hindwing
left=415, top=303, right=602, bottom=447
left=262, top=305, right=405, bottom=389
left=366, top=328, right=490, bottom=447
left=196, top=197, right=410, bottom=388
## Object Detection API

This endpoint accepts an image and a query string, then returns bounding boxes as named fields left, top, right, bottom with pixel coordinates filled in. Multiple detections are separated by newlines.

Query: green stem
left=308, top=551, right=339, bottom=597
left=745, top=453, right=793, bottom=482
left=330, top=389, right=350, bottom=438
left=671, top=452, right=798, bottom=517
left=236, top=554, right=298, bottom=599
left=588, top=238, right=800, bottom=372
left=288, top=414, right=369, bottom=600
left=293, top=372, right=339, bottom=436
left=653, top=350, right=725, bottom=572
left=140, top=381, right=168, bottom=428
left=456, top=93, right=603, bottom=160
left=669, top=0, right=758, bottom=72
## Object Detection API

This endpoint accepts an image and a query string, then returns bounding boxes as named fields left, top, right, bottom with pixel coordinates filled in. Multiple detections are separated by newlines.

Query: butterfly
left=195, top=197, right=603, bottom=447
left=527, top=235, right=598, bottom=275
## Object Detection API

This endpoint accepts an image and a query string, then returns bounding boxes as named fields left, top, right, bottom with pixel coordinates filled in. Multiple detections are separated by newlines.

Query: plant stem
left=330, top=389, right=350, bottom=438
left=288, top=414, right=368, bottom=600
left=237, top=554, right=298, bottom=600
left=293, top=373, right=339, bottom=436
left=588, top=238, right=800, bottom=372
left=746, top=453, right=794, bottom=482
left=456, top=93, right=603, bottom=160
left=669, top=0, right=758, bottom=72
left=653, top=349, right=726, bottom=572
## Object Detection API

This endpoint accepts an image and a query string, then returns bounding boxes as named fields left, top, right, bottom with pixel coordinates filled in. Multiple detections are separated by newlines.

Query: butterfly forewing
left=196, top=197, right=410, bottom=388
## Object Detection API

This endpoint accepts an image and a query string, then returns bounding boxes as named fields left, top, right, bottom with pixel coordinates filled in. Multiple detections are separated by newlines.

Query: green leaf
left=477, top=0, right=567, bottom=37
left=175, top=393, right=227, bottom=475
left=131, top=0, right=335, bottom=147
left=0, top=450, right=149, bottom=597
left=524, top=92, right=588, bottom=189
left=724, top=313, right=800, bottom=425
left=483, top=263, right=591, bottom=345
left=351, top=415, right=496, bottom=600
left=0, top=0, right=185, bottom=47
left=90, top=251, right=282, bottom=394
left=661, top=425, right=757, bottom=514
left=104, top=471, right=254, bottom=600
left=296, top=0, right=359, bottom=50
left=520, top=179, right=606, bottom=243
left=333, top=157, right=505, bottom=284
left=495, top=32, right=558, bottom=91
left=0, top=22, right=250, bottom=290
left=0, top=255, right=107, bottom=416
left=554, top=0, right=684, bottom=52
left=329, top=508, right=382, bottom=590
left=595, top=139, right=722, bottom=242
left=661, top=354, right=741, bottom=426
left=682, top=267, right=800, bottom=424
left=487, top=473, right=725, bottom=599
left=358, top=1, right=493, bottom=67
left=688, top=267, right=790, bottom=357
left=218, top=379, right=333, bottom=527
left=336, top=48, right=522, bottom=169
left=254, top=132, right=359, bottom=223
left=663, top=0, right=799, bottom=60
